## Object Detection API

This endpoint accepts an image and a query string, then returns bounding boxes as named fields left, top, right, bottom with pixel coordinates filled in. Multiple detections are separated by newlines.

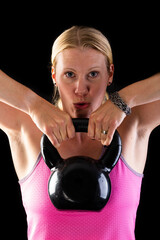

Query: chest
left=20, top=157, right=142, bottom=240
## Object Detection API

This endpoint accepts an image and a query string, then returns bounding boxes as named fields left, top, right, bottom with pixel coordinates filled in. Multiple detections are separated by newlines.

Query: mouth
left=74, top=102, right=90, bottom=110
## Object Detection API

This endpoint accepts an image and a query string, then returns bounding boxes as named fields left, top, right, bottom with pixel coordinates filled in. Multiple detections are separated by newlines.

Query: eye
left=65, top=71, right=75, bottom=78
left=88, top=71, right=99, bottom=78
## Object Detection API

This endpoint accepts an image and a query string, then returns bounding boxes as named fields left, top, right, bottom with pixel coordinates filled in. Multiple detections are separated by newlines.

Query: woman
left=0, top=26, right=160, bottom=240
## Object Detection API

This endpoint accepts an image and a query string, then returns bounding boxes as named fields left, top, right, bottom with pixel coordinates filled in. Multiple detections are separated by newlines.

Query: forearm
left=0, top=70, right=42, bottom=116
left=119, top=73, right=160, bottom=108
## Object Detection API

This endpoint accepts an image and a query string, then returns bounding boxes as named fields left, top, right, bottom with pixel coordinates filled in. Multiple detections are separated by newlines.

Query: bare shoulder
left=7, top=112, right=42, bottom=180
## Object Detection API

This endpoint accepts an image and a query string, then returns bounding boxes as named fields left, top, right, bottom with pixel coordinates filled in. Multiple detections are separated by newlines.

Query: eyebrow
left=63, top=68, right=76, bottom=71
left=63, top=66, right=101, bottom=71
left=88, top=66, right=101, bottom=70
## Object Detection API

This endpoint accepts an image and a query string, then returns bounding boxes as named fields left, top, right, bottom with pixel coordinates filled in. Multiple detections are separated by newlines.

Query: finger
left=66, top=118, right=76, bottom=139
left=51, top=124, right=63, bottom=145
left=103, top=125, right=115, bottom=146
left=100, top=120, right=109, bottom=144
left=101, top=130, right=108, bottom=145
left=44, top=125, right=61, bottom=147
left=94, top=121, right=102, bottom=141
left=88, top=117, right=95, bottom=139
left=48, top=132, right=61, bottom=148
left=59, top=122, right=68, bottom=141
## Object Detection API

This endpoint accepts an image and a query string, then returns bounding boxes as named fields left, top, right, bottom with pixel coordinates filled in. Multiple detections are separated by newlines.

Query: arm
left=119, top=73, right=160, bottom=109
left=0, top=70, right=75, bottom=147
left=0, top=70, right=37, bottom=132
left=0, top=70, right=40, bottom=115
left=88, top=73, right=160, bottom=145
left=119, top=73, right=160, bottom=129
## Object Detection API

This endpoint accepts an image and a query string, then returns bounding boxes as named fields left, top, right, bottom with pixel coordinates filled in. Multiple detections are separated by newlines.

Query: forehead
left=56, top=47, right=106, bottom=70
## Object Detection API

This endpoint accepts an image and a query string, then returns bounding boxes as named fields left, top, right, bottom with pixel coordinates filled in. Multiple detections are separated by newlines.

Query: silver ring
left=102, top=130, right=108, bottom=135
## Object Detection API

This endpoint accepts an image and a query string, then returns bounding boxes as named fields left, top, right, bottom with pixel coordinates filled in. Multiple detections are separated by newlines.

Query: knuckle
left=52, top=122, right=59, bottom=129
left=58, top=118, right=65, bottom=127
left=110, top=119, right=118, bottom=128
left=63, top=112, right=70, bottom=122
left=65, top=113, right=70, bottom=121
left=44, top=126, right=51, bottom=135
left=107, top=132, right=113, bottom=140
left=90, top=114, right=104, bottom=125
left=52, top=139, right=60, bottom=148
left=51, top=138, right=56, bottom=146
left=68, top=118, right=73, bottom=127
left=65, top=115, right=73, bottom=127
left=96, top=117, right=102, bottom=124
left=90, top=113, right=96, bottom=121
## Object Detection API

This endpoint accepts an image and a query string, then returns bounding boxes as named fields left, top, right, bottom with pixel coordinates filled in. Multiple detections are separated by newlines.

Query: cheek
left=90, top=84, right=107, bottom=108
left=58, top=84, right=73, bottom=109
left=92, top=82, right=107, bottom=99
left=59, top=86, right=71, bottom=101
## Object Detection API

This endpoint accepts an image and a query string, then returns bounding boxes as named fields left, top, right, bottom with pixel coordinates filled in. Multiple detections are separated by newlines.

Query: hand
left=88, top=100, right=126, bottom=145
left=29, top=97, right=75, bottom=148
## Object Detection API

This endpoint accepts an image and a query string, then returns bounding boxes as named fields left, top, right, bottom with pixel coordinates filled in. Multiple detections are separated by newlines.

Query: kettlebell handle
left=72, top=118, right=89, bottom=132
left=41, top=118, right=122, bottom=211
left=41, top=118, right=122, bottom=171
left=41, top=118, right=89, bottom=169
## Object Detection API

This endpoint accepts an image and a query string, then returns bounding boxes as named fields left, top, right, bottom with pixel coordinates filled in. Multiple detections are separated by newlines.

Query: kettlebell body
left=41, top=118, right=122, bottom=211
left=48, top=156, right=111, bottom=210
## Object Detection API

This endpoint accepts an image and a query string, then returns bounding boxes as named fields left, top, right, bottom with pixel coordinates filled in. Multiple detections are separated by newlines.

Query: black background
left=0, top=3, right=160, bottom=239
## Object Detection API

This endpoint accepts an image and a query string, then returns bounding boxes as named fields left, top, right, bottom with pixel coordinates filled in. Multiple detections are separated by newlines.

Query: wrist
left=109, top=91, right=131, bottom=116
left=118, top=88, right=135, bottom=109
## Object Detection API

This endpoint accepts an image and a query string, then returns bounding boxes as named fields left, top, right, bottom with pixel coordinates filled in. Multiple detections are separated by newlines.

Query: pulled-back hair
left=51, top=26, right=113, bottom=105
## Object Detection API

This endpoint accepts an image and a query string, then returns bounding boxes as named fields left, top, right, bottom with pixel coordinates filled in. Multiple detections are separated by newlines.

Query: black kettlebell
left=41, top=118, right=122, bottom=211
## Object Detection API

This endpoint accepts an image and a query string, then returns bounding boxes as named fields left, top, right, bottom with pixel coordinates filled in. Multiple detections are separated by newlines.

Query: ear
left=107, top=64, right=114, bottom=86
left=51, top=66, right=57, bottom=85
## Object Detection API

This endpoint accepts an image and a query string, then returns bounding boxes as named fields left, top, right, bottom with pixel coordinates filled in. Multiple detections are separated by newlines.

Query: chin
left=65, top=104, right=94, bottom=119
left=72, top=109, right=92, bottom=119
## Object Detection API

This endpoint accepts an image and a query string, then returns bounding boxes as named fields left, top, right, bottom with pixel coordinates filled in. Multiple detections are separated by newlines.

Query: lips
left=74, top=102, right=90, bottom=110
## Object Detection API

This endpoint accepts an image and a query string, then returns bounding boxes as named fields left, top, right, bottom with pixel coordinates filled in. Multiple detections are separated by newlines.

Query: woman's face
left=55, top=47, right=114, bottom=118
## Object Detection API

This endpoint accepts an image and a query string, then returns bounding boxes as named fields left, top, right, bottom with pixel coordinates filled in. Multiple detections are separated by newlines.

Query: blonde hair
left=51, top=26, right=113, bottom=105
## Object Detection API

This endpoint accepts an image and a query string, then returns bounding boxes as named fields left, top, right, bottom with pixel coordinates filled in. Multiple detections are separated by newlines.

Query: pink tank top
left=19, top=153, right=143, bottom=240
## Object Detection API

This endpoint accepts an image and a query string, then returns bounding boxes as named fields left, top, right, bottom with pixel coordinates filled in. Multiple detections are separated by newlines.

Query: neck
left=74, top=132, right=89, bottom=144
left=58, top=132, right=103, bottom=160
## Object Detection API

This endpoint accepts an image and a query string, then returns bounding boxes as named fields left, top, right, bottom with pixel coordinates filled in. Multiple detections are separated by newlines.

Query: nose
left=74, top=78, right=89, bottom=97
